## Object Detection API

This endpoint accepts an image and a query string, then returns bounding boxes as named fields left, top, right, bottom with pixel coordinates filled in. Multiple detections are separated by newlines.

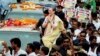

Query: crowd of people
left=0, top=0, right=100, bottom=56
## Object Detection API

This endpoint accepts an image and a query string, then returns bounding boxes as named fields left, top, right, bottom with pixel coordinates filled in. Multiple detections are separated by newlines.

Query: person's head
left=92, top=30, right=99, bottom=36
left=26, top=43, right=35, bottom=54
left=40, top=46, right=49, bottom=55
left=56, top=37, right=63, bottom=46
left=78, top=31, right=87, bottom=41
left=33, top=41, right=41, bottom=54
left=71, top=18, right=79, bottom=29
left=10, top=38, right=21, bottom=50
left=81, top=22, right=86, bottom=29
left=56, top=5, right=63, bottom=12
left=96, top=2, right=100, bottom=10
left=43, top=9, right=49, bottom=17
left=86, top=23, right=96, bottom=31
left=89, top=36, right=97, bottom=48
left=71, top=18, right=77, bottom=23
left=78, top=1, right=84, bottom=8
left=48, top=7, right=56, bottom=15
left=89, top=36, right=97, bottom=44
left=86, top=4, right=91, bottom=10
left=62, top=37, right=70, bottom=48
left=91, top=12, right=97, bottom=20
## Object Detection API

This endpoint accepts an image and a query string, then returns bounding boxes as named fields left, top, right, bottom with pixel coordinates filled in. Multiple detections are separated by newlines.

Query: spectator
left=91, top=12, right=100, bottom=30
left=56, top=37, right=63, bottom=46
left=88, top=36, right=98, bottom=56
left=10, top=38, right=27, bottom=56
left=26, top=43, right=36, bottom=56
left=73, top=30, right=89, bottom=46
left=55, top=5, right=68, bottom=29
left=33, top=41, right=41, bottom=56
left=59, top=37, right=74, bottom=56
left=39, top=46, right=49, bottom=56
left=91, top=30, right=100, bottom=44
left=86, top=23, right=96, bottom=42
left=69, top=18, right=82, bottom=40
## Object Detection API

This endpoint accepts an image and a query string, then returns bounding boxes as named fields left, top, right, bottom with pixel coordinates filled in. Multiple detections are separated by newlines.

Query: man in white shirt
left=10, top=38, right=27, bottom=56
left=26, top=43, right=37, bottom=56
left=91, top=12, right=100, bottom=30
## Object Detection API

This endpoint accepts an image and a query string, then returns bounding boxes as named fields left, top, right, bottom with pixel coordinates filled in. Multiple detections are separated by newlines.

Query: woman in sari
left=42, top=8, right=66, bottom=48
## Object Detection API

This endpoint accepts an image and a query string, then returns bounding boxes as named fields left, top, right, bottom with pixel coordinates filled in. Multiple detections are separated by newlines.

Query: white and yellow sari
left=42, top=15, right=65, bottom=48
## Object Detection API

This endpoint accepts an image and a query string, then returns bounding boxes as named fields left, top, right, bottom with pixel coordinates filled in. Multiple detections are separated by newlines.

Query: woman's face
left=48, top=8, right=55, bottom=15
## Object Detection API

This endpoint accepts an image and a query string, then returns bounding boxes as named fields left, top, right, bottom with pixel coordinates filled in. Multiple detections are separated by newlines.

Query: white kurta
left=12, top=49, right=27, bottom=56
left=88, top=47, right=97, bottom=56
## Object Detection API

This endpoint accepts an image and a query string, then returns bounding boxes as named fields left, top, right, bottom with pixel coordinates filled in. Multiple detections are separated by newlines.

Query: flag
left=89, top=0, right=96, bottom=12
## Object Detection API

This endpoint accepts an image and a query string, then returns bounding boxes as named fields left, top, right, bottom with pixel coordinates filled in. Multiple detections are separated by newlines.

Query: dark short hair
left=81, top=22, right=86, bottom=28
left=80, top=30, right=87, bottom=35
left=87, top=23, right=96, bottom=30
left=43, top=9, right=49, bottom=14
left=89, top=36, right=97, bottom=42
left=62, top=37, right=69, bottom=42
left=56, top=37, right=63, bottom=45
left=27, top=43, right=35, bottom=52
left=33, top=41, right=41, bottom=50
left=57, top=5, right=64, bottom=9
left=78, top=22, right=81, bottom=27
left=41, top=46, right=49, bottom=55
left=86, top=4, right=91, bottom=10
left=96, top=2, right=100, bottom=6
left=10, top=38, right=21, bottom=48
left=71, top=18, right=77, bottom=22
left=91, top=12, right=97, bottom=18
